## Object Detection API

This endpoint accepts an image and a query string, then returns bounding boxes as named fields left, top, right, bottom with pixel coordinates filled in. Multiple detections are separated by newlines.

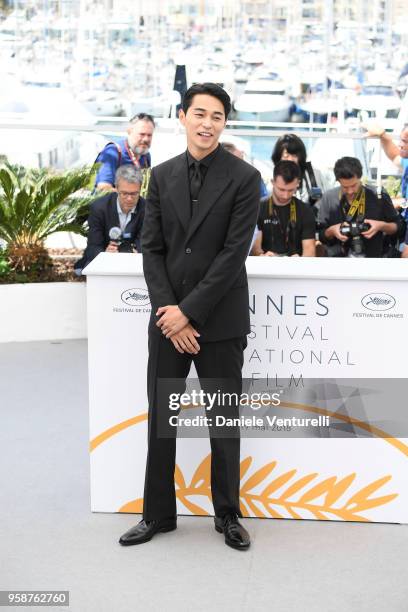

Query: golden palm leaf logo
left=91, top=404, right=407, bottom=521
left=119, top=454, right=398, bottom=521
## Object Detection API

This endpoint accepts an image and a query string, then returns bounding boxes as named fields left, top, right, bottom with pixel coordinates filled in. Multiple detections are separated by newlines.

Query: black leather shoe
left=214, top=514, right=250, bottom=550
left=119, top=517, right=177, bottom=546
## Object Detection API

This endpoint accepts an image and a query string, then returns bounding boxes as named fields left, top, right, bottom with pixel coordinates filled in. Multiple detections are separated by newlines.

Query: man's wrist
left=178, top=304, right=189, bottom=322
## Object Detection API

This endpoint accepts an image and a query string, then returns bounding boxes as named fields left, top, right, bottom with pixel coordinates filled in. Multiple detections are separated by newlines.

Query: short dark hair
left=334, top=157, right=363, bottom=180
left=129, top=113, right=155, bottom=127
left=182, top=82, right=231, bottom=118
left=273, top=160, right=301, bottom=183
left=271, top=134, right=307, bottom=172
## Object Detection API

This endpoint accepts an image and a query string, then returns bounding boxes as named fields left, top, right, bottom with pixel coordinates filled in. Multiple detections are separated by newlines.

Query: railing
left=0, top=116, right=400, bottom=197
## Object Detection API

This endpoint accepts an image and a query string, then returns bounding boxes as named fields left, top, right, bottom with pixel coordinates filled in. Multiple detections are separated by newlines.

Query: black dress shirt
left=186, top=146, right=220, bottom=217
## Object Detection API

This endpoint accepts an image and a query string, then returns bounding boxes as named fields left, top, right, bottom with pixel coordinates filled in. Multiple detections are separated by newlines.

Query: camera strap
left=306, top=162, right=318, bottom=188
left=94, top=141, right=122, bottom=167
left=305, top=161, right=318, bottom=191
left=341, top=187, right=366, bottom=223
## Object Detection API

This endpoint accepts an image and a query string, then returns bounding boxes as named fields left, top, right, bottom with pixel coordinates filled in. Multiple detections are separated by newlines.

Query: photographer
left=317, top=157, right=399, bottom=258
left=75, top=165, right=145, bottom=273
left=251, top=160, right=316, bottom=257
left=271, top=134, right=333, bottom=208
left=364, top=124, right=408, bottom=201
left=94, top=113, right=154, bottom=191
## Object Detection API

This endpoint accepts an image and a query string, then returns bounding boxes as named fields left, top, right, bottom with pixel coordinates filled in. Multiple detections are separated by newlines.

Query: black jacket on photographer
left=257, top=195, right=316, bottom=255
left=317, top=185, right=400, bottom=257
left=74, top=191, right=145, bottom=272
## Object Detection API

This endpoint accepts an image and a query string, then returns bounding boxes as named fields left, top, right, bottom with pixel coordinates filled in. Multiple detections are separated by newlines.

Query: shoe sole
left=214, top=525, right=250, bottom=550
left=119, top=524, right=177, bottom=546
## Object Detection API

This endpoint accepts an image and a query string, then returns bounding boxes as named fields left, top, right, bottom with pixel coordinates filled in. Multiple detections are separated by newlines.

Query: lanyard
left=267, top=197, right=297, bottom=249
left=341, top=187, right=366, bottom=221
left=125, top=141, right=148, bottom=169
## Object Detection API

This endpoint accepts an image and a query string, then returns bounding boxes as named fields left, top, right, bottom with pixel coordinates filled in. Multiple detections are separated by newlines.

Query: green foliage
left=382, top=176, right=402, bottom=198
left=0, top=247, right=10, bottom=277
left=0, top=163, right=96, bottom=248
left=0, top=163, right=96, bottom=283
left=141, top=167, right=152, bottom=199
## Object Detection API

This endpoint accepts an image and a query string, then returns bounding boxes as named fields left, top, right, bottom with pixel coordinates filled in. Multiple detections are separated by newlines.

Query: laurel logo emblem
left=119, top=454, right=398, bottom=521
left=89, top=403, right=406, bottom=521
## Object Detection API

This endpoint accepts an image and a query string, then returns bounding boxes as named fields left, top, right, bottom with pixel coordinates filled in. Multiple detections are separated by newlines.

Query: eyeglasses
left=118, top=191, right=140, bottom=199
left=129, top=113, right=155, bottom=126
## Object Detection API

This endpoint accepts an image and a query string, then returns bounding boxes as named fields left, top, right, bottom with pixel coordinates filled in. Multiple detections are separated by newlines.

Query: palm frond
left=0, top=164, right=97, bottom=248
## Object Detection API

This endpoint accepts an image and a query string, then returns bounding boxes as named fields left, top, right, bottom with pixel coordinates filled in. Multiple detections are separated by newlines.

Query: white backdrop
left=86, top=254, right=408, bottom=523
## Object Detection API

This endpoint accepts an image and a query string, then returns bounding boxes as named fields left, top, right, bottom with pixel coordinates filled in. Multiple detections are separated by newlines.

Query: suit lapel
left=168, top=153, right=191, bottom=234
left=186, top=148, right=232, bottom=241
left=108, top=193, right=120, bottom=229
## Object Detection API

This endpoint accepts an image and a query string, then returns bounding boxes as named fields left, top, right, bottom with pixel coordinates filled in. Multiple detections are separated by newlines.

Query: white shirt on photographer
left=116, top=200, right=136, bottom=233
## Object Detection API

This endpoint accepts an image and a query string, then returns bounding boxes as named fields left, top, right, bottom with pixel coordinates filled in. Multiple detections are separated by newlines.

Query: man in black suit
left=75, top=165, right=145, bottom=273
left=119, top=83, right=260, bottom=550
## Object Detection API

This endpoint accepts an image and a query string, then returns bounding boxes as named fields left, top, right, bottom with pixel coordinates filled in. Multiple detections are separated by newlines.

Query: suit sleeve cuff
left=178, top=303, right=203, bottom=328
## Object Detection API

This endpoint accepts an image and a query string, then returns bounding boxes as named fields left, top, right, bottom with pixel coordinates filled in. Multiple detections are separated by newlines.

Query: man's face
left=179, top=94, right=226, bottom=159
left=116, top=179, right=141, bottom=214
left=338, top=176, right=362, bottom=203
left=272, top=175, right=299, bottom=205
left=127, top=120, right=154, bottom=155
left=399, top=128, right=408, bottom=159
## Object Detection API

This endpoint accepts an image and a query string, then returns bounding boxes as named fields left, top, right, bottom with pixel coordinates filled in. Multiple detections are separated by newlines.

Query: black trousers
left=143, top=331, right=246, bottom=521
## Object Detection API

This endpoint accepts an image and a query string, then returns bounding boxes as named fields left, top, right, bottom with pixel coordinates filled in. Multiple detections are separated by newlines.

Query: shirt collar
left=116, top=197, right=136, bottom=217
left=186, top=144, right=220, bottom=168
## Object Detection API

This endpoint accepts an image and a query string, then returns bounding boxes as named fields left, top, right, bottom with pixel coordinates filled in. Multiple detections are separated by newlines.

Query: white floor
left=1, top=340, right=407, bottom=612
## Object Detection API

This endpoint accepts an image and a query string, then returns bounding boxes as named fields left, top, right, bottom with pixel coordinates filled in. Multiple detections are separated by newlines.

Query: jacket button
left=185, top=248, right=192, bottom=254
left=182, top=279, right=186, bottom=285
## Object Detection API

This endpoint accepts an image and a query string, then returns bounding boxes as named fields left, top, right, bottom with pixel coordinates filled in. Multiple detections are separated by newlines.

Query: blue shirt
left=95, top=138, right=151, bottom=187
left=401, top=157, right=408, bottom=199
left=260, top=178, right=268, bottom=198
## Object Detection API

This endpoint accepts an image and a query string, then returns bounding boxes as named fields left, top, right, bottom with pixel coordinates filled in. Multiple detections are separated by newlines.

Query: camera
left=308, top=186, right=323, bottom=205
left=108, top=227, right=135, bottom=253
left=340, top=221, right=371, bottom=256
left=117, top=233, right=134, bottom=253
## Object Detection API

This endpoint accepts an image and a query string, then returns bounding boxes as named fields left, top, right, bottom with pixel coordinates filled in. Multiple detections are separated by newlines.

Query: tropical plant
left=141, top=167, right=152, bottom=199
left=0, top=247, right=10, bottom=277
left=383, top=175, right=402, bottom=198
left=0, top=163, right=95, bottom=282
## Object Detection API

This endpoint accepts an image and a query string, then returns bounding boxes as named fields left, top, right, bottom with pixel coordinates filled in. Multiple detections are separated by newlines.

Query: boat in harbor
left=349, top=85, right=401, bottom=120
left=78, top=90, right=126, bottom=117
left=0, top=76, right=102, bottom=169
left=234, top=78, right=291, bottom=122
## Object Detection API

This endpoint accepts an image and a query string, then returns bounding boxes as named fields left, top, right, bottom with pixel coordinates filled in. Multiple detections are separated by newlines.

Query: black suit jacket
left=142, top=146, right=260, bottom=342
left=75, top=191, right=145, bottom=270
